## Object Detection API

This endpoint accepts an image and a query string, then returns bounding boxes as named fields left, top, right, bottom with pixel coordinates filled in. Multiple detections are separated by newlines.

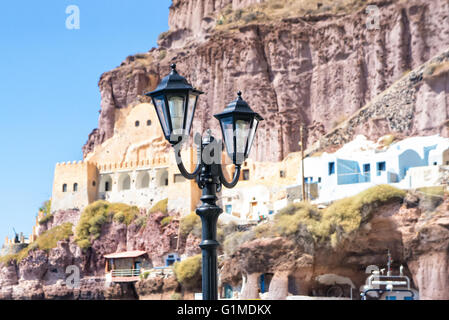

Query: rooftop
left=104, top=250, right=147, bottom=259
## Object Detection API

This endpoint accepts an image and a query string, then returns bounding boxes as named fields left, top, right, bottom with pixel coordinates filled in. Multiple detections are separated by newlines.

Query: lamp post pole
left=300, top=124, right=306, bottom=202
left=196, top=136, right=222, bottom=300
left=145, top=64, right=263, bottom=300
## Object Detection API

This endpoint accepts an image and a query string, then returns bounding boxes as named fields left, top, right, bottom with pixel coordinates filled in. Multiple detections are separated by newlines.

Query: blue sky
left=0, top=1, right=171, bottom=242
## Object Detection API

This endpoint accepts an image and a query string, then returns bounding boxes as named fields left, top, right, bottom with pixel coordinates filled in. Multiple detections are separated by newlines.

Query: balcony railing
left=111, top=269, right=141, bottom=278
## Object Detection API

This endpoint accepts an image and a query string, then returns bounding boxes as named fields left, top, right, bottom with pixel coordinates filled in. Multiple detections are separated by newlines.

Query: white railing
left=111, top=269, right=141, bottom=278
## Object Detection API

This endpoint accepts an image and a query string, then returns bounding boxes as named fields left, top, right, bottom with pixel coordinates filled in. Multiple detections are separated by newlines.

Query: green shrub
left=0, top=254, right=17, bottom=265
left=140, top=271, right=150, bottom=280
left=38, top=200, right=53, bottom=224
left=135, top=214, right=148, bottom=228
left=180, top=212, right=201, bottom=237
left=109, top=203, right=139, bottom=225
left=161, top=216, right=174, bottom=227
left=34, top=223, right=73, bottom=251
left=158, top=31, right=171, bottom=40
left=171, top=293, right=182, bottom=300
left=76, top=239, right=91, bottom=250
left=417, top=186, right=445, bottom=197
left=38, top=213, right=53, bottom=225
left=149, top=198, right=168, bottom=214
left=159, top=50, right=167, bottom=60
left=223, top=230, right=255, bottom=255
left=1, top=223, right=74, bottom=264
left=274, top=202, right=321, bottom=237
left=416, top=186, right=445, bottom=212
left=273, top=185, right=406, bottom=245
left=173, top=255, right=202, bottom=289
left=253, top=222, right=275, bottom=238
left=39, top=200, right=51, bottom=215
left=321, top=185, right=405, bottom=239
left=113, top=212, right=125, bottom=224
left=217, top=221, right=239, bottom=244
left=75, top=201, right=139, bottom=249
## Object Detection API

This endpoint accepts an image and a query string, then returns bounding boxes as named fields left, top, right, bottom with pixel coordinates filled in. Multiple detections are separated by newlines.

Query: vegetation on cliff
left=179, top=212, right=202, bottom=238
left=173, top=254, right=202, bottom=289
left=149, top=198, right=168, bottom=214
left=216, top=0, right=367, bottom=29
left=223, top=185, right=406, bottom=254
left=0, top=223, right=73, bottom=264
left=38, top=200, right=53, bottom=225
left=75, top=201, right=139, bottom=249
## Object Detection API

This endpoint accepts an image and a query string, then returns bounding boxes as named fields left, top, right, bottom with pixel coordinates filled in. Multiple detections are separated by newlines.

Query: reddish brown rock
left=84, top=0, right=449, bottom=162
left=221, top=195, right=449, bottom=299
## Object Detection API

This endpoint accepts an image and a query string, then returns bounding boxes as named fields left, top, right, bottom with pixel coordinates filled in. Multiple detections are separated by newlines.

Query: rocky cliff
left=0, top=207, right=199, bottom=300
left=84, top=0, right=449, bottom=162
left=3, top=187, right=446, bottom=299
left=220, top=187, right=449, bottom=300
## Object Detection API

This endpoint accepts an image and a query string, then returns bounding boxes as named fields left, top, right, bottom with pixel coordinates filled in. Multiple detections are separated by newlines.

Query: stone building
left=49, top=97, right=302, bottom=220
left=50, top=101, right=201, bottom=215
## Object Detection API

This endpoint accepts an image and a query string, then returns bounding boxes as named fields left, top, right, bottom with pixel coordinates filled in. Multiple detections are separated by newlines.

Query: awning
left=104, top=250, right=147, bottom=259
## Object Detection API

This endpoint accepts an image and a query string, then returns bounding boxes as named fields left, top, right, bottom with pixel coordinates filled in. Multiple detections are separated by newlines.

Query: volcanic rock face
left=84, top=0, right=449, bottom=161
left=220, top=192, right=449, bottom=300
left=0, top=210, right=192, bottom=300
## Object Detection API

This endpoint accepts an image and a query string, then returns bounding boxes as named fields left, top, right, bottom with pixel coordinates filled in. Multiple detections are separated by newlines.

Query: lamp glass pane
left=153, top=96, right=170, bottom=137
left=236, top=119, right=251, bottom=154
left=185, top=94, right=198, bottom=135
left=168, top=95, right=186, bottom=135
left=245, top=119, right=259, bottom=157
left=221, top=116, right=234, bottom=158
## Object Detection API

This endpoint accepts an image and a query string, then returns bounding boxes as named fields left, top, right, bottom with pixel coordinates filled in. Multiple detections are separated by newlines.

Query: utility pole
left=299, top=124, right=306, bottom=202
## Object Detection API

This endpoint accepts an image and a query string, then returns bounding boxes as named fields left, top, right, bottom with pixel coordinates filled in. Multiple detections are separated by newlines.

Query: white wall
left=98, top=167, right=169, bottom=209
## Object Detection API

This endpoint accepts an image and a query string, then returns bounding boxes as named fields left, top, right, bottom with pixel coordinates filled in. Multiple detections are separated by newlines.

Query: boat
left=361, top=251, right=419, bottom=300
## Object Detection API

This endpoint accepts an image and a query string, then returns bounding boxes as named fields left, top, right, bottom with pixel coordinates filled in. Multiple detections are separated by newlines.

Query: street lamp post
left=145, top=64, right=263, bottom=300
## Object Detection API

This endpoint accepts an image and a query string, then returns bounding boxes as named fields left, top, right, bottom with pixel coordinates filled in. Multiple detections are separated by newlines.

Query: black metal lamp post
left=145, top=64, right=263, bottom=300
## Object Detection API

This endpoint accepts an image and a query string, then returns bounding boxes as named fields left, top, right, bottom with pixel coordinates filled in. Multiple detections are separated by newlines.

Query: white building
left=300, top=135, right=449, bottom=203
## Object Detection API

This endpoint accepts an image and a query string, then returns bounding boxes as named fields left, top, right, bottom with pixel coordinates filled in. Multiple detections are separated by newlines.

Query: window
left=92, top=181, right=96, bottom=187
left=280, top=170, right=286, bottom=178
left=119, top=174, right=131, bottom=191
left=105, top=181, right=110, bottom=192
left=225, top=205, right=232, bottom=214
left=328, top=162, right=335, bottom=175
left=137, top=172, right=150, bottom=189
left=363, top=164, right=370, bottom=173
left=433, top=162, right=438, bottom=166
left=363, top=164, right=371, bottom=183
left=73, top=183, right=78, bottom=192
left=318, top=177, right=322, bottom=183
left=147, top=120, right=151, bottom=126
left=62, top=184, right=67, bottom=192
left=377, top=161, right=386, bottom=176
left=135, top=121, right=140, bottom=127
left=174, top=174, right=186, bottom=183
left=157, top=169, right=169, bottom=187
left=243, top=169, right=250, bottom=181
